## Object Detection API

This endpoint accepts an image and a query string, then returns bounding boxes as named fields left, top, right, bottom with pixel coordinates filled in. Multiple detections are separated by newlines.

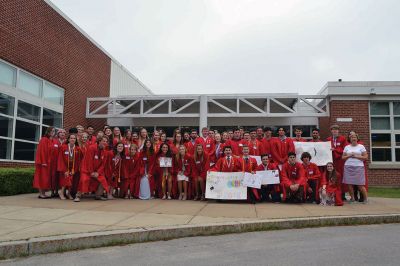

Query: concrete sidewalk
left=1, top=194, right=399, bottom=244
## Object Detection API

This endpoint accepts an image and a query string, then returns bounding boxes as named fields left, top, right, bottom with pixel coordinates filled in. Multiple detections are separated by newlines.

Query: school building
left=0, top=0, right=399, bottom=186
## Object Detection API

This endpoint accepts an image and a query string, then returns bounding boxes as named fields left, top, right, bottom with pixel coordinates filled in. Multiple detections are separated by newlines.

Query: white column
left=199, top=95, right=207, bottom=129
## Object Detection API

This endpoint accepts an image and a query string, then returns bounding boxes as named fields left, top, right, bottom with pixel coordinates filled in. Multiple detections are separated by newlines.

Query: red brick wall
left=0, top=0, right=109, bottom=130
left=319, top=100, right=400, bottom=187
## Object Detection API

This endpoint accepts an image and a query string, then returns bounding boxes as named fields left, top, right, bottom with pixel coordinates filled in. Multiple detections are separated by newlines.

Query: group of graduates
left=33, top=124, right=368, bottom=205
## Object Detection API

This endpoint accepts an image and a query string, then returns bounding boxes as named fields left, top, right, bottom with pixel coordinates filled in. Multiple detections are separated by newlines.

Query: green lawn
left=368, top=187, right=400, bottom=198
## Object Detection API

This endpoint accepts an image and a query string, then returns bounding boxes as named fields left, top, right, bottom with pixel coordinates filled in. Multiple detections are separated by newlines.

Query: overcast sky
left=50, top=0, right=400, bottom=95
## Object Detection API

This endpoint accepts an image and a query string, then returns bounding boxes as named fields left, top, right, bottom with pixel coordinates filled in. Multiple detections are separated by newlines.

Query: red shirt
left=281, top=161, right=306, bottom=187
left=123, top=152, right=141, bottom=180
left=293, top=137, right=307, bottom=142
left=246, top=139, right=263, bottom=156
left=302, top=162, right=321, bottom=181
left=80, top=144, right=106, bottom=175
left=192, top=153, right=210, bottom=179
left=212, top=156, right=240, bottom=172
left=238, top=156, right=257, bottom=173
left=57, top=144, right=82, bottom=175
left=173, top=154, right=193, bottom=178
left=271, top=137, right=295, bottom=165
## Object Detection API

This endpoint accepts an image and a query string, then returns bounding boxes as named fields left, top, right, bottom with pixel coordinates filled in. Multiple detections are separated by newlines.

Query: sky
left=50, top=0, right=400, bottom=95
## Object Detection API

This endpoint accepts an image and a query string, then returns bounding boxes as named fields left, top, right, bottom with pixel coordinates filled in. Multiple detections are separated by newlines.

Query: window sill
left=369, top=163, right=400, bottom=169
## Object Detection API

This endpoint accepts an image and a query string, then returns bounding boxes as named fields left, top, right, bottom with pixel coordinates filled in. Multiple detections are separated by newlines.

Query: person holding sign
left=192, top=144, right=210, bottom=201
left=238, top=145, right=260, bottom=203
left=154, top=143, right=174, bottom=200
left=256, top=154, right=281, bottom=202
left=174, top=145, right=193, bottom=200
left=301, top=152, right=321, bottom=203
left=281, top=152, right=306, bottom=203
left=319, top=162, right=343, bottom=206
left=104, top=142, right=125, bottom=199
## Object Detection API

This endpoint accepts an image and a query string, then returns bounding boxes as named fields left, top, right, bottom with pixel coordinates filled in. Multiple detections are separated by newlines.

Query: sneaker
left=162, top=195, right=166, bottom=200
left=73, top=197, right=81, bottom=202
left=95, top=196, right=108, bottom=201
left=167, top=195, right=171, bottom=200
left=362, top=199, right=369, bottom=204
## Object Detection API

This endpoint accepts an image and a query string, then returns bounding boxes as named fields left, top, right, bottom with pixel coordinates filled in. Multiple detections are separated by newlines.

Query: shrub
left=0, top=168, right=37, bottom=196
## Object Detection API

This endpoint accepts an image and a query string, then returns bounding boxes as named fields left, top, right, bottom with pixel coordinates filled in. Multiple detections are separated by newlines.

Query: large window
left=0, top=59, right=64, bottom=162
left=370, top=101, right=400, bottom=162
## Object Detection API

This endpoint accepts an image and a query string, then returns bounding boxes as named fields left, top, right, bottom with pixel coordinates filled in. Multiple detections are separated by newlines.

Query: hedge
left=0, top=168, right=37, bottom=196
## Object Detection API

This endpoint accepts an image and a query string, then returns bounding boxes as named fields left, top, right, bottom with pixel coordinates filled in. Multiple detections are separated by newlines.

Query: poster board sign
left=243, top=172, right=262, bottom=189
left=250, top=155, right=262, bottom=166
left=205, top=172, right=247, bottom=200
left=258, top=170, right=280, bottom=185
left=294, top=142, right=332, bottom=166
left=159, top=157, right=172, bottom=167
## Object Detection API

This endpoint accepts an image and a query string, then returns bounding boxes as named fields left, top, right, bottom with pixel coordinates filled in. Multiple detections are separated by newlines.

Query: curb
left=1, top=213, right=399, bottom=259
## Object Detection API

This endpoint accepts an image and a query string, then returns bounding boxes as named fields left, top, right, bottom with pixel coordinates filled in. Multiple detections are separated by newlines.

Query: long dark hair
left=157, top=143, right=172, bottom=157
left=326, top=162, right=338, bottom=184
left=113, top=141, right=125, bottom=158
left=142, top=139, right=154, bottom=156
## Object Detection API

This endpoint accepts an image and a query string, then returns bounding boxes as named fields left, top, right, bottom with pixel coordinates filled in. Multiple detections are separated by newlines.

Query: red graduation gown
left=320, top=171, right=343, bottom=206
left=57, top=144, right=82, bottom=188
left=79, top=144, right=109, bottom=193
left=33, top=137, right=53, bottom=190
left=138, top=151, right=156, bottom=196
left=238, top=156, right=260, bottom=201
left=211, top=156, right=240, bottom=172
left=192, top=153, right=210, bottom=180
left=104, top=151, right=124, bottom=188
left=122, top=152, right=141, bottom=197
left=271, top=137, right=295, bottom=165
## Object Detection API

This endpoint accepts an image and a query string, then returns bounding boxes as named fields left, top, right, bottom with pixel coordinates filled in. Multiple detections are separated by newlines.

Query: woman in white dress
left=342, top=133, right=368, bottom=203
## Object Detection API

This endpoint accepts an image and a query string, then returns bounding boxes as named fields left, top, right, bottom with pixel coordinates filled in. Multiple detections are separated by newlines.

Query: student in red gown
left=260, top=127, right=276, bottom=162
left=152, top=131, right=162, bottom=154
left=57, top=134, right=82, bottom=200
left=170, top=132, right=183, bottom=155
left=75, top=136, right=109, bottom=202
left=104, top=142, right=125, bottom=199
left=248, top=128, right=263, bottom=156
left=184, top=129, right=198, bottom=156
left=293, top=127, right=307, bottom=142
left=86, top=125, right=97, bottom=145
left=256, top=154, right=281, bottom=202
left=301, top=152, right=321, bottom=203
left=326, top=125, right=348, bottom=199
left=195, top=127, right=215, bottom=159
left=140, top=139, right=156, bottom=198
left=112, top=127, right=123, bottom=147
left=154, top=143, right=174, bottom=199
left=319, top=162, right=343, bottom=206
left=211, top=146, right=240, bottom=172
left=256, top=127, right=264, bottom=141
left=138, top=127, right=148, bottom=151
left=131, top=130, right=139, bottom=146
left=238, top=145, right=260, bottom=203
left=271, top=127, right=295, bottom=167
left=224, top=128, right=243, bottom=156
left=123, top=129, right=133, bottom=155
left=33, top=127, right=56, bottom=199
left=192, top=144, right=210, bottom=201
left=281, top=152, right=306, bottom=203
left=104, top=127, right=113, bottom=150
left=50, top=129, right=66, bottom=197
left=174, top=145, right=193, bottom=200
left=121, top=144, right=141, bottom=199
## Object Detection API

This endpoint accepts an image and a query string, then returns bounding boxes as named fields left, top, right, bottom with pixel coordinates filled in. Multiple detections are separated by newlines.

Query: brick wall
left=319, top=100, right=400, bottom=187
left=0, top=0, right=109, bottom=130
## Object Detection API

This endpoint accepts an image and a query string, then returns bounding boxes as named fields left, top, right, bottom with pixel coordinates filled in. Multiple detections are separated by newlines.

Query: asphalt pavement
left=2, top=224, right=399, bottom=266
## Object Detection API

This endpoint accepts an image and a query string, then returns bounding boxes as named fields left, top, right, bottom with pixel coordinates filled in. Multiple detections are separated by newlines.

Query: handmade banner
left=294, top=141, right=332, bottom=166
left=243, top=172, right=262, bottom=189
left=250, top=155, right=262, bottom=166
left=258, top=170, right=280, bottom=185
left=205, top=172, right=247, bottom=200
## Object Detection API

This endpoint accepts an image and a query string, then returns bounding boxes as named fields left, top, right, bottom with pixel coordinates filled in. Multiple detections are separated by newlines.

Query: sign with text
left=294, top=141, right=332, bottom=166
left=205, top=172, right=247, bottom=200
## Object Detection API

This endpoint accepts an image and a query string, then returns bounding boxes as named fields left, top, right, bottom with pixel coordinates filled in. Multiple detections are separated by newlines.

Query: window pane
left=395, top=117, right=400, bottom=130
left=18, top=71, right=41, bottom=97
left=43, top=82, right=63, bottom=105
left=13, top=141, right=36, bottom=161
left=270, top=126, right=290, bottom=137
left=370, top=102, right=389, bottom=115
left=0, top=93, right=15, bottom=116
left=371, top=117, right=390, bottom=130
left=292, top=125, right=314, bottom=138
left=371, top=148, right=392, bottom=162
left=17, top=100, right=40, bottom=122
left=42, top=108, right=62, bottom=128
left=0, top=61, right=16, bottom=87
left=396, top=134, right=400, bottom=146
left=396, top=149, right=400, bottom=162
left=371, top=133, right=391, bottom=147
left=0, top=138, right=12, bottom=159
left=394, top=102, right=400, bottom=115
left=15, top=120, right=40, bottom=142
left=0, top=116, right=13, bottom=138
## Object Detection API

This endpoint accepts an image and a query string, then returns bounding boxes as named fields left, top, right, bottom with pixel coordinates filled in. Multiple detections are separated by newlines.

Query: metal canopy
left=87, top=94, right=329, bottom=119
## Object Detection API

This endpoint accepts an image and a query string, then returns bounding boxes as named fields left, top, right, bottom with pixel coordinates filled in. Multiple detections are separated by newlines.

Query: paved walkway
left=0, top=194, right=399, bottom=243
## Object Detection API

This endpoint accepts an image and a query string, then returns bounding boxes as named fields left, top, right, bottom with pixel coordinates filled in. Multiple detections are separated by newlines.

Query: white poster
left=205, top=172, right=247, bottom=200
left=243, top=172, right=262, bottom=189
left=258, top=170, right=280, bottom=185
left=250, top=155, right=262, bottom=166
left=294, top=142, right=332, bottom=166
left=159, top=157, right=172, bottom=167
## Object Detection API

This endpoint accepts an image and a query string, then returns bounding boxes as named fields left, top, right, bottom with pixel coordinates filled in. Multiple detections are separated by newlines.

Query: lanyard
left=67, top=146, right=75, bottom=175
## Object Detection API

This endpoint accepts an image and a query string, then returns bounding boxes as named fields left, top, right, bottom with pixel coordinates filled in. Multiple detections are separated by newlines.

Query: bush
left=0, top=168, right=37, bottom=196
